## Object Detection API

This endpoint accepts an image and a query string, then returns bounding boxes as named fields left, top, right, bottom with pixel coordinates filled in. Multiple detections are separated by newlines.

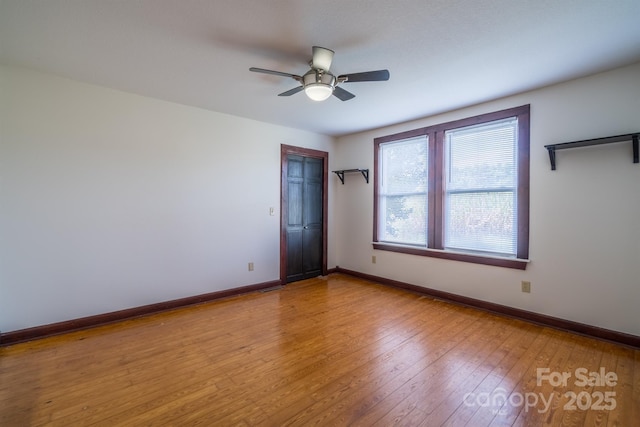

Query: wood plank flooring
left=1, top=274, right=638, bottom=426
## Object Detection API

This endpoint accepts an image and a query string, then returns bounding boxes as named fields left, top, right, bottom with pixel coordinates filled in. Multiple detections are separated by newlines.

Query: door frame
left=280, top=144, right=329, bottom=284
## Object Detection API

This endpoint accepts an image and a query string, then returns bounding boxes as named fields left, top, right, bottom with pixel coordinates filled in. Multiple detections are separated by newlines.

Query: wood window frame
left=373, top=105, right=530, bottom=270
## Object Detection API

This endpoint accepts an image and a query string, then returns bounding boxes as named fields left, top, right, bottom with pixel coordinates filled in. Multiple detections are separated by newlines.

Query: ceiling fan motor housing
left=303, top=70, right=336, bottom=89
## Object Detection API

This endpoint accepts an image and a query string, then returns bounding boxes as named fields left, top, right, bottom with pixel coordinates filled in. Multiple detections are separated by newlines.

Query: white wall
left=0, top=65, right=337, bottom=332
left=334, top=62, right=640, bottom=336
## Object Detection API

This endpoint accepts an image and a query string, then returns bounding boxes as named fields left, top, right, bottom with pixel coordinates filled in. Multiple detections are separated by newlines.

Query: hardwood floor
left=1, top=274, right=638, bottom=426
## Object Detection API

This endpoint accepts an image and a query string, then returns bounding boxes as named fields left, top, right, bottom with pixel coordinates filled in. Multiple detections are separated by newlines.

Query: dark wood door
left=285, top=155, right=323, bottom=282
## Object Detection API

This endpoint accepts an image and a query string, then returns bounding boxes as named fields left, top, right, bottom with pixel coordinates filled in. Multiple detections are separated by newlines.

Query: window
left=374, top=105, right=530, bottom=269
left=378, top=135, right=428, bottom=245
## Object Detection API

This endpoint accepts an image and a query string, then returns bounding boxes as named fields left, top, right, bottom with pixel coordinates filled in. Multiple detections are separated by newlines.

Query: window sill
left=372, top=242, right=530, bottom=270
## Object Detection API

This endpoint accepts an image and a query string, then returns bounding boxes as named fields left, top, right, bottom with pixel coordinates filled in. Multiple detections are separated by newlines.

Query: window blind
left=379, top=136, right=428, bottom=245
left=444, top=118, right=518, bottom=256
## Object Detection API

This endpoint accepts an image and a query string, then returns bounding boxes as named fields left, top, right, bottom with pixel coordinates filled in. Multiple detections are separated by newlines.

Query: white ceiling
left=2, top=0, right=640, bottom=136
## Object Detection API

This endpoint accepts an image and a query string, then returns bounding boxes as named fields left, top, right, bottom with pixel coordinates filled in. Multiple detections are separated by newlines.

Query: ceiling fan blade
left=278, top=86, right=304, bottom=97
left=339, top=69, right=390, bottom=82
left=250, top=67, right=300, bottom=79
left=312, top=46, right=334, bottom=71
left=333, top=86, right=356, bottom=101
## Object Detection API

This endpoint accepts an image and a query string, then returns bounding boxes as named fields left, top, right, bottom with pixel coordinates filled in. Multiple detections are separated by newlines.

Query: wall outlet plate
left=521, top=281, right=531, bottom=293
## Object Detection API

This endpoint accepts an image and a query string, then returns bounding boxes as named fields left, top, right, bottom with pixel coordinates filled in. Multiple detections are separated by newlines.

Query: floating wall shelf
left=332, top=169, right=369, bottom=184
left=544, top=133, right=639, bottom=170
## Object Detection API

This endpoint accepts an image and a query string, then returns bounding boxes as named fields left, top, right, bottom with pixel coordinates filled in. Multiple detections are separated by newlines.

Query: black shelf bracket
left=544, top=133, right=640, bottom=170
left=333, top=169, right=369, bottom=184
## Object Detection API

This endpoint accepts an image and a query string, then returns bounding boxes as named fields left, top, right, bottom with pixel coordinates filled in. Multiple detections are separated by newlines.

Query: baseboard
left=0, top=279, right=282, bottom=347
left=335, top=267, right=640, bottom=349
left=6, top=271, right=637, bottom=349
left=325, top=267, right=339, bottom=275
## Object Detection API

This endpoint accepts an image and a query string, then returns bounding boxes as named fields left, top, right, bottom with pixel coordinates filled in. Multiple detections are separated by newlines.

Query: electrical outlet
left=248, top=262, right=254, bottom=271
left=521, top=281, right=531, bottom=293
left=372, top=255, right=377, bottom=264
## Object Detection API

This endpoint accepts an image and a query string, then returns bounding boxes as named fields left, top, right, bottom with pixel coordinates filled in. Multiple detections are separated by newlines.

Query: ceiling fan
left=249, top=46, right=390, bottom=102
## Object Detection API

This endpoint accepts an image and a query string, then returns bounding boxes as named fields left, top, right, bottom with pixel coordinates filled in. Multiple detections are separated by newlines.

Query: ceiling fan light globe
left=304, top=84, right=333, bottom=101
